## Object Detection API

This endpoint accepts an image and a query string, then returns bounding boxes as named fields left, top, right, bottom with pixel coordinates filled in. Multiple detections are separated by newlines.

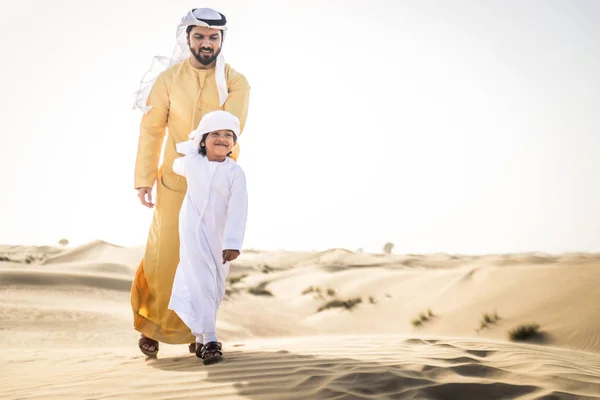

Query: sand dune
left=0, top=267, right=133, bottom=290
left=2, top=241, right=600, bottom=399
left=0, top=244, right=63, bottom=264
left=43, top=239, right=144, bottom=271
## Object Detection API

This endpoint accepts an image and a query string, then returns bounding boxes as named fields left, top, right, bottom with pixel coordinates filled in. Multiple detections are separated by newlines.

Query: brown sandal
left=200, top=341, right=223, bottom=365
left=138, top=335, right=159, bottom=357
left=191, top=342, right=203, bottom=355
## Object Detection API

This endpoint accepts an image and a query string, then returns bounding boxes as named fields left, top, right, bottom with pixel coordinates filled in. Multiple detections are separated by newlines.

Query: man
left=131, top=7, right=250, bottom=357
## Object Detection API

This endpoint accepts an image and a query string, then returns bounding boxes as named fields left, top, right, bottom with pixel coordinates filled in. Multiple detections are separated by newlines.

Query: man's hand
left=222, top=249, right=240, bottom=264
left=137, top=187, right=154, bottom=208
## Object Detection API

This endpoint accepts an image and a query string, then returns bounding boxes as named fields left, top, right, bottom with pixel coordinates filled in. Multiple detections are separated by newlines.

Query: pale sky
left=1, top=0, right=599, bottom=254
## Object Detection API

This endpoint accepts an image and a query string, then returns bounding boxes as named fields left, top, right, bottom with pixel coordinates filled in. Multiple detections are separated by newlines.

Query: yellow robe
left=131, top=58, right=250, bottom=344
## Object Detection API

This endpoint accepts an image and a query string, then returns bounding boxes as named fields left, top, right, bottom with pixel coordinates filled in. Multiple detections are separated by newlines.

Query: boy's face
left=203, top=129, right=235, bottom=159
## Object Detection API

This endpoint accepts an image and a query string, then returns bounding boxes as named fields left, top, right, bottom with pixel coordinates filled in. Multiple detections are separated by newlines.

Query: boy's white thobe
left=168, top=153, right=248, bottom=336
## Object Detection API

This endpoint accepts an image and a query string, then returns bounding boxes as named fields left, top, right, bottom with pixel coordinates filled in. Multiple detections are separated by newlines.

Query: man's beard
left=190, top=45, right=222, bottom=66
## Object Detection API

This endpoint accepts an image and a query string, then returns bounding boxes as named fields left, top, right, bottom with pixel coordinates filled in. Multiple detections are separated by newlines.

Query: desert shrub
left=479, top=311, right=501, bottom=330
left=383, top=242, right=394, bottom=254
left=412, top=309, right=435, bottom=327
left=228, top=274, right=248, bottom=285
left=302, top=286, right=315, bottom=295
left=317, top=297, right=362, bottom=312
left=248, top=282, right=273, bottom=296
left=509, top=324, right=542, bottom=341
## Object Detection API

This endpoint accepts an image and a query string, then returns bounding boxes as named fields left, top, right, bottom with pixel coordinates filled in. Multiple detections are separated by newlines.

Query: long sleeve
left=223, top=70, right=250, bottom=134
left=223, top=168, right=248, bottom=250
left=134, top=72, right=170, bottom=189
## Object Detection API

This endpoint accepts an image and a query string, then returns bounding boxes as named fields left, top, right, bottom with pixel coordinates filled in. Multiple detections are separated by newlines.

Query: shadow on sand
left=145, top=343, right=568, bottom=400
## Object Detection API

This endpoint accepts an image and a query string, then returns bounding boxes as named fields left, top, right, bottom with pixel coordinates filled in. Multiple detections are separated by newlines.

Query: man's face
left=187, top=26, right=222, bottom=66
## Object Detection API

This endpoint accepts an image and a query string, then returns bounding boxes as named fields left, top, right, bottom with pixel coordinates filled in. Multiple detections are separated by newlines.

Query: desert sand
left=1, top=241, right=600, bottom=399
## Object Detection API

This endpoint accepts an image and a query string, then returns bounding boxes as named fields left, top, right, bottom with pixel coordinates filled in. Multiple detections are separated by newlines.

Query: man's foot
left=189, top=342, right=201, bottom=354
left=199, top=341, right=224, bottom=365
left=138, top=334, right=159, bottom=357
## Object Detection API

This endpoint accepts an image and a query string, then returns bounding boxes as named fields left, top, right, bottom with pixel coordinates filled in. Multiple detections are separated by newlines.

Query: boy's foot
left=138, top=334, right=159, bottom=357
left=199, top=341, right=224, bottom=365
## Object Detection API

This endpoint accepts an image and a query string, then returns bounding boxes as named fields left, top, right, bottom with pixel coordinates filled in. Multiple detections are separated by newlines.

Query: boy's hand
left=222, top=249, right=240, bottom=264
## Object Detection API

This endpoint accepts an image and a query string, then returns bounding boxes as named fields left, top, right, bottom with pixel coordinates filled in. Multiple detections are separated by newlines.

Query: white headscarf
left=176, top=110, right=241, bottom=155
left=133, top=8, right=229, bottom=114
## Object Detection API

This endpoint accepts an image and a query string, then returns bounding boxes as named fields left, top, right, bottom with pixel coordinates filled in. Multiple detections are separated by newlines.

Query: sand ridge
left=3, top=336, right=600, bottom=400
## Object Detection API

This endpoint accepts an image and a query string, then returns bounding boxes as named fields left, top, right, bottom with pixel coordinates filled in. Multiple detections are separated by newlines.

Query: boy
left=168, top=110, right=248, bottom=365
